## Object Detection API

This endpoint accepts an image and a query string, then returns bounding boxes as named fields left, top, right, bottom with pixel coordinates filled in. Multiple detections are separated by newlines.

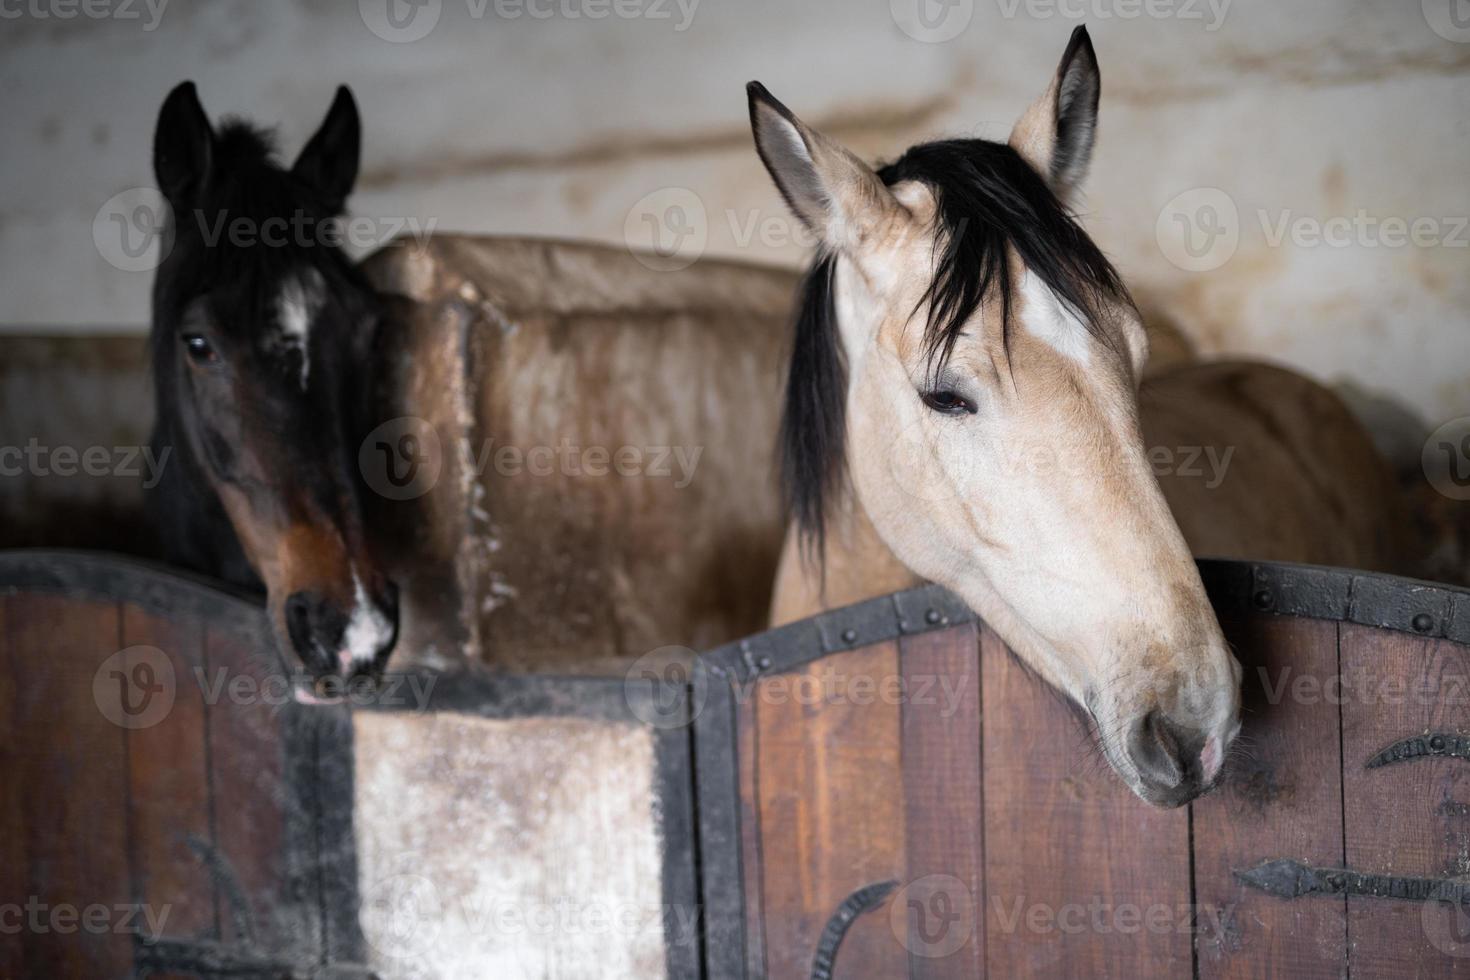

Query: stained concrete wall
left=1, top=0, right=1467, bottom=424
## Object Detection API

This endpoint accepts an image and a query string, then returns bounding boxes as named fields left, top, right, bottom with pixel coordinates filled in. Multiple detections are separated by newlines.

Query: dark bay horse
left=149, top=82, right=399, bottom=683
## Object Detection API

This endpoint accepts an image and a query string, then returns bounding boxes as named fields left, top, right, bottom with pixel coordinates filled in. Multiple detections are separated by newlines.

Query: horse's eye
left=920, top=389, right=977, bottom=416
left=182, top=334, right=217, bottom=364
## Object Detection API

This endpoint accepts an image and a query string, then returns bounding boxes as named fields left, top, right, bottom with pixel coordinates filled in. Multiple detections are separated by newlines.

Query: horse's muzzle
left=1124, top=708, right=1234, bottom=808
left=284, top=580, right=400, bottom=681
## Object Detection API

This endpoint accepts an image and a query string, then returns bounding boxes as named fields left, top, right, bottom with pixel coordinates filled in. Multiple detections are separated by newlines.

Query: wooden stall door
left=1191, top=615, right=1348, bottom=980
left=712, top=602, right=1197, bottom=979
left=1340, top=623, right=1470, bottom=979
left=701, top=568, right=1470, bottom=980
left=0, top=566, right=357, bottom=979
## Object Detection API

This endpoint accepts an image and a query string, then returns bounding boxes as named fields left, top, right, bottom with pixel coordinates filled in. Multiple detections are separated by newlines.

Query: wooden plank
left=202, top=624, right=297, bottom=951
left=755, top=640, right=909, bottom=980
left=5, top=595, right=132, bottom=979
left=736, top=673, right=768, bottom=975
left=980, top=626, right=1193, bottom=978
left=1193, top=614, right=1347, bottom=979
left=898, top=622, right=984, bottom=978
left=0, top=596, right=22, bottom=980
left=121, top=602, right=218, bottom=945
left=1340, top=624, right=1470, bottom=979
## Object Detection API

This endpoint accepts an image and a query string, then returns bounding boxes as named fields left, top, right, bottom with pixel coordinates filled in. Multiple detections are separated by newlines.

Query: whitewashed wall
left=1, top=0, right=1467, bottom=423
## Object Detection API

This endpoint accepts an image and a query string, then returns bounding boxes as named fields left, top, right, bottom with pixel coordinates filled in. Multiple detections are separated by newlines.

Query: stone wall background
left=1, top=0, right=1467, bottom=424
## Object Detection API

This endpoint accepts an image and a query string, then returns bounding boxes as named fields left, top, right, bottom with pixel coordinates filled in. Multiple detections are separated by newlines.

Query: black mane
left=779, top=138, right=1130, bottom=555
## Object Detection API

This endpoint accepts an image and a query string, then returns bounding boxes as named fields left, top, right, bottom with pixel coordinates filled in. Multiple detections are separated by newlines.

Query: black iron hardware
left=1367, top=732, right=1470, bottom=769
left=810, top=880, right=899, bottom=980
left=1238, top=859, right=1470, bottom=905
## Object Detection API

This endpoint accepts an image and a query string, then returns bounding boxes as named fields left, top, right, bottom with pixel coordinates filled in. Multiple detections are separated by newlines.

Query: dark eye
left=920, top=390, right=976, bottom=415
left=182, top=334, right=217, bottom=364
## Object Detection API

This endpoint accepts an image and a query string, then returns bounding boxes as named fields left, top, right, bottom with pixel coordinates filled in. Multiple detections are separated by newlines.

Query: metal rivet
left=1412, top=613, right=1434, bottom=633
left=1252, top=590, right=1274, bottom=610
left=1431, top=735, right=1446, bottom=751
left=841, top=628, right=857, bottom=644
left=925, top=609, right=942, bottom=625
left=757, top=655, right=772, bottom=671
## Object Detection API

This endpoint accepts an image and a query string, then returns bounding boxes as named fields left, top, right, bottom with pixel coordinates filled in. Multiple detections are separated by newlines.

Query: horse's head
left=748, top=27, right=1241, bottom=807
left=150, top=82, right=398, bottom=684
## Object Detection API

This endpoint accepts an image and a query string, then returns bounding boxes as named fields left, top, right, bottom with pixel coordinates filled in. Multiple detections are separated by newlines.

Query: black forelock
left=213, top=119, right=281, bottom=170
left=779, top=137, right=1131, bottom=556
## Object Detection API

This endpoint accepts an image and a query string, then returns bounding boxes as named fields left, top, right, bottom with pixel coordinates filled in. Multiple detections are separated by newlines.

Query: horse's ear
left=747, top=81, right=901, bottom=252
left=293, top=86, right=360, bottom=214
left=154, top=81, right=214, bottom=207
left=1009, top=26, right=1100, bottom=205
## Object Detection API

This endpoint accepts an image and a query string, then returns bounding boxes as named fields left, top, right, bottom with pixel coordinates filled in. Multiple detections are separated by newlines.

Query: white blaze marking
left=1019, top=270, right=1093, bottom=366
left=275, top=271, right=325, bottom=389
left=339, top=573, right=392, bottom=674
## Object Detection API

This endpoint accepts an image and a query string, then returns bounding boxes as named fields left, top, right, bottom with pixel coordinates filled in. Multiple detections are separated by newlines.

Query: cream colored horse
left=751, top=27, right=1411, bottom=807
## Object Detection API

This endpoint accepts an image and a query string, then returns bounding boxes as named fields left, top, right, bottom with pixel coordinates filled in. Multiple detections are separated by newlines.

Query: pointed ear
left=747, top=81, right=903, bottom=252
left=1009, top=26, right=1101, bottom=205
left=153, top=81, right=214, bottom=207
left=293, top=86, right=361, bottom=214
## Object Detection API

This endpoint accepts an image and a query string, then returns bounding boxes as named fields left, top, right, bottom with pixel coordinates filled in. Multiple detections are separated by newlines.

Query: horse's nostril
left=1128, top=709, right=1188, bottom=787
left=284, top=591, right=315, bottom=653
left=282, top=590, right=349, bottom=674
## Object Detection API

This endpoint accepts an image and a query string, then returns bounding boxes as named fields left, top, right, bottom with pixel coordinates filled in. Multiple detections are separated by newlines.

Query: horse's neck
left=769, top=494, right=922, bottom=626
left=146, top=411, right=260, bottom=591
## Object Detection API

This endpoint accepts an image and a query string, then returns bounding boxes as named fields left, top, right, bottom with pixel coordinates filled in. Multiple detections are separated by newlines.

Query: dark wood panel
left=6, top=595, right=132, bottom=979
left=1340, top=624, right=1470, bottom=979
left=1193, top=614, right=1347, bottom=979
left=0, top=596, right=22, bottom=980
left=980, top=627, right=1193, bottom=979
left=736, top=674, right=768, bottom=975
left=201, top=624, right=298, bottom=952
left=755, top=640, right=909, bottom=980
left=121, top=603, right=218, bottom=944
left=898, top=622, right=984, bottom=978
